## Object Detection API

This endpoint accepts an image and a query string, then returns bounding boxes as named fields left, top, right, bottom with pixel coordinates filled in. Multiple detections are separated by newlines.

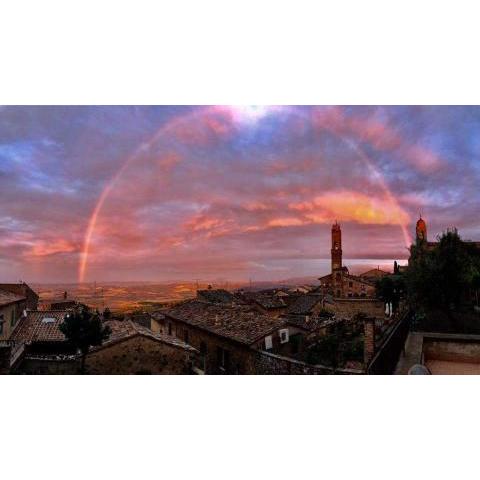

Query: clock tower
left=331, top=221, right=342, bottom=272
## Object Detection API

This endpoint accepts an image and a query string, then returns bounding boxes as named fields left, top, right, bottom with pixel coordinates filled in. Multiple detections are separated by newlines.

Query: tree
left=405, top=229, right=478, bottom=320
left=103, top=307, right=112, bottom=319
left=59, top=306, right=111, bottom=373
left=376, top=275, right=405, bottom=313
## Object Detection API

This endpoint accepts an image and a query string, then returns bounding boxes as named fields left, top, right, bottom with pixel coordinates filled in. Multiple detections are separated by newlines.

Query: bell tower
left=416, top=215, right=427, bottom=244
left=331, top=221, right=342, bottom=272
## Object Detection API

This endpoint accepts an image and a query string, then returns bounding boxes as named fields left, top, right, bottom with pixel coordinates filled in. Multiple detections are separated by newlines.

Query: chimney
left=363, top=317, right=376, bottom=366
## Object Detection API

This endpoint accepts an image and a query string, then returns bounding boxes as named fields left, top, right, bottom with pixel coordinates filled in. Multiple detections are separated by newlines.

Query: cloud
left=28, top=239, right=77, bottom=257
left=289, top=190, right=410, bottom=226
left=0, top=106, right=478, bottom=282
left=312, top=106, right=444, bottom=173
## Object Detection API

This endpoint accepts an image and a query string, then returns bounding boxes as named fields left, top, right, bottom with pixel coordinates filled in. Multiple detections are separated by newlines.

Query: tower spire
left=331, top=221, right=342, bottom=272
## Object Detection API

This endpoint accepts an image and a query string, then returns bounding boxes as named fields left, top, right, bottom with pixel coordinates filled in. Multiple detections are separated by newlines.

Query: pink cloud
left=28, top=238, right=77, bottom=257
left=312, top=106, right=443, bottom=173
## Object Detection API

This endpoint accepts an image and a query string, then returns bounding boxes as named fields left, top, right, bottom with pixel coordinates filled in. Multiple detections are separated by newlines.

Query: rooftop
left=11, top=310, right=67, bottom=343
left=287, top=294, right=323, bottom=315
left=197, top=288, right=235, bottom=304
left=359, top=268, right=389, bottom=278
left=11, top=311, right=195, bottom=353
left=93, top=320, right=196, bottom=352
left=0, top=290, right=25, bottom=307
left=240, top=291, right=287, bottom=310
left=164, top=299, right=283, bottom=345
left=285, top=314, right=337, bottom=332
left=0, top=283, right=38, bottom=298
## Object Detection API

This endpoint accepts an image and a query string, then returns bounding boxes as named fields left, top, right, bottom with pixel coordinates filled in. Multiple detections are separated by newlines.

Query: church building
left=318, top=222, right=379, bottom=299
left=411, top=214, right=480, bottom=258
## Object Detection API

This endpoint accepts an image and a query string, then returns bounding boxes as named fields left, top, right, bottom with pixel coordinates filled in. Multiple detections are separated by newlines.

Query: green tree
left=59, top=307, right=111, bottom=374
left=405, top=229, right=477, bottom=318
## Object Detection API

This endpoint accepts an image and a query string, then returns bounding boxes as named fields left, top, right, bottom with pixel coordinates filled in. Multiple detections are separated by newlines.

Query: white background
left=2, top=1, right=480, bottom=479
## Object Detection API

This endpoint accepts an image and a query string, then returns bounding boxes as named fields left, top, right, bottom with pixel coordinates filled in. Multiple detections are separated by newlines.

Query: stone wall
left=155, top=315, right=297, bottom=374
left=14, top=335, right=196, bottom=375
left=85, top=335, right=195, bottom=374
left=154, top=316, right=257, bottom=374
left=18, top=356, right=79, bottom=374
left=0, top=300, right=26, bottom=340
left=251, top=350, right=363, bottom=375
left=423, top=335, right=480, bottom=363
left=330, top=299, right=384, bottom=319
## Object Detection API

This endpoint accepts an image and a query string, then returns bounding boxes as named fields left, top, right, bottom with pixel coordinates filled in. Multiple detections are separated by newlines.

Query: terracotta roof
left=11, top=313, right=195, bottom=354
left=240, top=292, right=287, bottom=310
left=359, top=268, right=389, bottom=278
left=285, top=313, right=336, bottom=332
left=164, top=300, right=283, bottom=345
left=11, top=310, right=67, bottom=343
left=92, top=320, right=196, bottom=352
left=287, top=294, right=323, bottom=315
left=0, top=290, right=25, bottom=307
left=0, top=283, right=38, bottom=299
left=197, top=289, right=235, bottom=304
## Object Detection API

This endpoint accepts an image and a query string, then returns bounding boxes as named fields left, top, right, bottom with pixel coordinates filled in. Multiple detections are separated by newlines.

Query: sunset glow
left=1, top=106, right=477, bottom=284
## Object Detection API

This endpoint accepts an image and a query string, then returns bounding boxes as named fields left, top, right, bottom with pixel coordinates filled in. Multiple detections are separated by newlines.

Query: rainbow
left=78, top=106, right=412, bottom=283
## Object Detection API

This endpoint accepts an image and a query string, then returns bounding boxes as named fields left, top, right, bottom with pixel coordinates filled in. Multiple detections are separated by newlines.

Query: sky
left=1, top=105, right=479, bottom=284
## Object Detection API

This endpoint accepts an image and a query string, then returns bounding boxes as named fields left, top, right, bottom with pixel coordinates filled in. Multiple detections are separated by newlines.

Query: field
left=32, top=281, right=244, bottom=314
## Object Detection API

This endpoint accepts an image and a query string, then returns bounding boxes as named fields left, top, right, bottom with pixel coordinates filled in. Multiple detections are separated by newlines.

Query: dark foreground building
left=3, top=311, right=196, bottom=374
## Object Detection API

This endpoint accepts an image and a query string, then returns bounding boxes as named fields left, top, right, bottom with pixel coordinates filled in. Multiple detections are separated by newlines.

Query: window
left=216, top=347, right=230, bottom=371
left=264, top=335, right=273, bottom=350
left=184, top=329, right=189, bottom=344
left=168, top=322, right=172, bottom=336
left=349, top=281, right=353, bottom=288
left=279, top=329, right=289, bottom=344
left=10, top=309, right=15, bottom=327
left=0, top=314, right=4, bottom=335
left=200, top=341, right=207, bottom=355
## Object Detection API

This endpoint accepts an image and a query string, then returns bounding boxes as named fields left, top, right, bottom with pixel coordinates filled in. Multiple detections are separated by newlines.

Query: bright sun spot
left=230, top=105, right=277, bottom=123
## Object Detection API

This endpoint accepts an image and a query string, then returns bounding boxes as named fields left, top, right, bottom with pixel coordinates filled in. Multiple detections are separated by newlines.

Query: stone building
left=39, top=299, right=78, bottom=311
left=358, top=267, right=389, bottom=284
left=84, top=320, right=197, bottom=375
left=0, top=282, right=38, bottom=310
left=411, top=215, right=480, bottom=255
left=236, top=290, right=288, bottom=317
left=318, top=222, right=377, bottom=299
left=6, top=311, right=196, bottom=374
left=152, top=299, right=292, bottom=374
left=0, top=290, right=27, bottom=340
